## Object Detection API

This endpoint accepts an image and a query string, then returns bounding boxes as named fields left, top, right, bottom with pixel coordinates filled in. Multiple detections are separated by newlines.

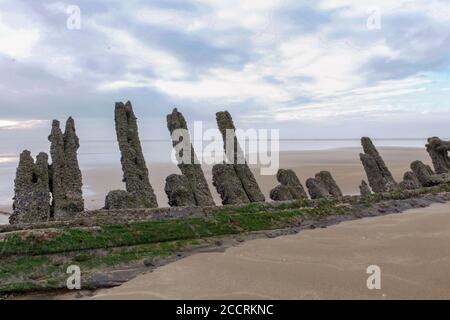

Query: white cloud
left=318, top=0, right=450, bottom=23
left=1, top=0, right=450, bottom=130
left=97, top=74, right=152, bottom=91
left=43, top=1, right=70, bottom=14
left=195, top=0, right=283, bottom=30
left=0, top=1, right=84, bottom=81
left=132, top=0, right=287, bottom=49
left=152, top=66, right=290, bottom=103
left=145, top=30, right=399, bottom=110
left=44, top=54, right=83, bottom=80
left=135, top=7, right=208, bottom=32
left=135, top=0, right=284, bottom=32
left=268, top=76, right=431, bottom=121
left=123, top=0, right=419, bottom=117
left=89, top=21, right=187, bottom=81
left=0, top=12, right=40, bottom=59
left=0, top=120, right=46, bottom=130
left=0, top=156, right=17, bottom=164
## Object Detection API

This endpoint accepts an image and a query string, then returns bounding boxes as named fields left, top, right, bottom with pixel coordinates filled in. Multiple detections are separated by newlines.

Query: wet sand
left=93, top=202, right=450, bottom=300
left=0, top=147, right=431, bottom=223
left=82, top=147, right=431, bottom=210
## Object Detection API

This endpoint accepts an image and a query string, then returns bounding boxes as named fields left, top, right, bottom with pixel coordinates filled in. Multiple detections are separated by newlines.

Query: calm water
left=0, top=138, right=431, bottom=212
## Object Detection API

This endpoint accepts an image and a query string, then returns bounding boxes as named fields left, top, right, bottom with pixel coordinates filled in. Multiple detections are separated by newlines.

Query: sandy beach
left=93, top=202, right=450, bottom=300
left=0, top=147, right=432, bottom=221
left=82, top=147, right=432, bottom=210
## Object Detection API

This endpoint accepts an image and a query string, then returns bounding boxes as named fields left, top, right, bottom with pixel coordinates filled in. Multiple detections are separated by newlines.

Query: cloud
left=0, top=8, right=41, bottom=59
left=134, top=0, right=284, bottom=32
left=96, top=75, right=152, bottom=91
left=0, top=0, right=449, bottom=137
left=88, top=20, right=187, bottom=84
left=152, top=66, right=290, bottom=103
left=318, top=0, right=450, bottom=21
left=0, top=156, right=18, bottom=164
left=143, top=31, right=398, bottom=109
left=0, top=120, right=47, bottom=130
left=43, top=1, right=70, bottom=14
left=250, top=76, right=432, bottom=122
left=134, top=7, right=207, bottom=32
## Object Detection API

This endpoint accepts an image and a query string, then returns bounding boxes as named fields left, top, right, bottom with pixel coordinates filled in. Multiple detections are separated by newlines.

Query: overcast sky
left=1, top=0, right=450, bottom=148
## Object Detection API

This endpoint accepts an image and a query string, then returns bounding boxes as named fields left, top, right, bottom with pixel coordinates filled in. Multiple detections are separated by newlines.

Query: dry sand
left=0, top=147, right=430, bottom=214
left=93, top=202, right=450, bottom=300
left=82, top=147, right=431, bottom=210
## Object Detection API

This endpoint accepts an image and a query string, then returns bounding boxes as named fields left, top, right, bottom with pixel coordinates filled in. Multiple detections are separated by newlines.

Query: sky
left=1, top=0, right=450, bottom=155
